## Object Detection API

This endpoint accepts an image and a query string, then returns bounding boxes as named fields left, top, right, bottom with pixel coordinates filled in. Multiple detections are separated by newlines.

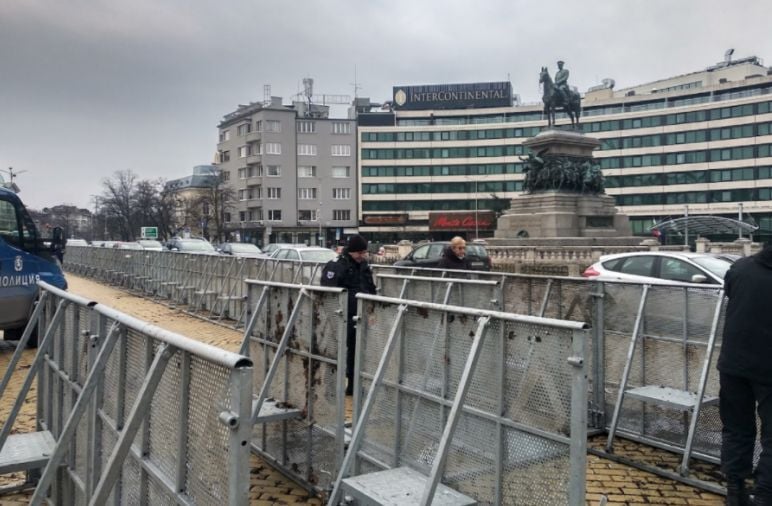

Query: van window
left=0, top=199, right=21, bottom=249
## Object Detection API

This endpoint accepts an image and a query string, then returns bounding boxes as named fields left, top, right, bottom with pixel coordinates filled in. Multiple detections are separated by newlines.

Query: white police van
left=0, top=185, right=67, bottom=347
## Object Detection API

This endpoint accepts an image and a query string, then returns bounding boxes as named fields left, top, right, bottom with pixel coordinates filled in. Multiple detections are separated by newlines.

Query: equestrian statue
left=540, top=60, right=581, bottom=128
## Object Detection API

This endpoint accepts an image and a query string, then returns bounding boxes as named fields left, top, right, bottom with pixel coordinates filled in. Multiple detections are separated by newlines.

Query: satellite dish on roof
left=602, top=78, right=615, bottom=89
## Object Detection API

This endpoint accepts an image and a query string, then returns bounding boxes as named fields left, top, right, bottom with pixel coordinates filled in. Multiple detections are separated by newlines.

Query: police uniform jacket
left=320, top=251, right=377, bottom=318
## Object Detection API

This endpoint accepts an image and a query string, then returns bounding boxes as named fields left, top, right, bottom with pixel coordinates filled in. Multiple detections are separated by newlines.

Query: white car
left=270, top=246, right=337, bottom=263
left=582, top=251, right=732, bottom=285
left=218, top=242, right=266, bottom=258
left=137, top=240, right=164, bottom=251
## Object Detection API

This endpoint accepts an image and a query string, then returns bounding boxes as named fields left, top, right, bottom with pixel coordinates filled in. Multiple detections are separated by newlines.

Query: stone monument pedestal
left=489, top=129, right=639, bottom=246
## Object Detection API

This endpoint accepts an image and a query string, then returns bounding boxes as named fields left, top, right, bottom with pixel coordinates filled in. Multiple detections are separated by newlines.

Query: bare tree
left=189, top=172, right=235, bottom=243
left=101, top=170, right=138, bottom=240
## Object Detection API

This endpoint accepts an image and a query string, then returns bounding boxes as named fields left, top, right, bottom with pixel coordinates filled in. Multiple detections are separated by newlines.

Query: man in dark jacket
left=320, top=235, right=377, bottom=395
left=719, top=244, right=772, bottom=506
left=438, top=236, right=472, bottom=271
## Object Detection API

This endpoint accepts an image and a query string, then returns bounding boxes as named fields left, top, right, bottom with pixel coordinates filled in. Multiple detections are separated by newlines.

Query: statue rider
left=555, top=60, right=570, bottom=106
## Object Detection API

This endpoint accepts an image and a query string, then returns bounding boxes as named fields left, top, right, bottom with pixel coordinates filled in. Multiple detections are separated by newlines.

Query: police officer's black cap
left=347, top=235, right=368, bottom=253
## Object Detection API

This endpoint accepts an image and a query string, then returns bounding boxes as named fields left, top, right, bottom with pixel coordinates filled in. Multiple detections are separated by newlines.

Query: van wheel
left=5, top=325, right=38, bottom=348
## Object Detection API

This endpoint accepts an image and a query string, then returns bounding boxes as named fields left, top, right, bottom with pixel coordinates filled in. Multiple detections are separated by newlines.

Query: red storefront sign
left=429, top=212, right=495, bottom=230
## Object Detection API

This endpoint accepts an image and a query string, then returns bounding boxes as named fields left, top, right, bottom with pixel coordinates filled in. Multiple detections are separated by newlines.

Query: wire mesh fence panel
left=27, top=282, right=253, bottom=505
left=348, top=295, right=588, bottom=505
left=243, top=280, right=347, bottom=497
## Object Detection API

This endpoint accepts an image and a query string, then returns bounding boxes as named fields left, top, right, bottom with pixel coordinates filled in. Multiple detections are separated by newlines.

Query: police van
left=0, top=185, right=67, bottom=347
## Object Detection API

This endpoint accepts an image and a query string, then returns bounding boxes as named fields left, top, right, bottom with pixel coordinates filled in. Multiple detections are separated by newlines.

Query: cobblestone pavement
left=0, top=275, right=726, bottom=505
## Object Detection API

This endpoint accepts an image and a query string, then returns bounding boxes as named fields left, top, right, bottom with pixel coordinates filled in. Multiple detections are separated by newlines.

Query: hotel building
left=357, top=54, right=772, bottom=244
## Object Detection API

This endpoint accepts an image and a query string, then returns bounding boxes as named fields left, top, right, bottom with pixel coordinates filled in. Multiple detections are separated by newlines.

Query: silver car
left=582, top=251, right=732, bottom=285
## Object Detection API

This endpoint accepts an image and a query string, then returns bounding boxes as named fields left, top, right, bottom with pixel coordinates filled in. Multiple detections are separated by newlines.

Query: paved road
left=0, top=275, right=724, bottom=505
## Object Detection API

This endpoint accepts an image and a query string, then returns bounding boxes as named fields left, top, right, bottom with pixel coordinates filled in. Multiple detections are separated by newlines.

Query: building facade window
left=333, top=209, right=351, bottom=220
left=297, top=121, right=315, bottom=133
left=298, top=144, right=318, bottom=156
left=220, top=150, right=230, bottom=162
left=297, top=188, right=318, bottom=200
left=264, top=142, right=281, bottom=155
left=266, top=165, right=281, bottom=177
left=264, top=120, right=282, bottom=133
left=332, top=122, right=352, bottom=134
left=332, top=188, right=351, bottom=199
left=267, top=209, right=282, bottom=221
left=238, top=145, right=249, bottom=158
left=332, top=166, right=350, bottom=178
left=237, top=123, right=251, bottom=136
left=298, top=166, right=316, bottom=177
left=220, top=130, right=230, bottom=142
left=267, top=187, right=281, bottom=199
left=298, top=210, right=317, bottom=221
left=331, top=144, right=352, bottom=157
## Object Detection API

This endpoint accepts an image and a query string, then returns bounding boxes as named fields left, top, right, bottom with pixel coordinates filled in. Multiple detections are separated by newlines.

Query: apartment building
left=216, top=97, right=357, bottom=247
left=357, top=54, right=772, bottom=244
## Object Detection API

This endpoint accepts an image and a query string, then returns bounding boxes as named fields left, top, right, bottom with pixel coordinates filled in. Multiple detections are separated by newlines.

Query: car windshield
left=300, top=250, right=337, bottom=263
left=691, top=255, right=732, bottom=279
left=230, top=243, right=261, bottom=253
left=179, top=240, right=215, bottom=252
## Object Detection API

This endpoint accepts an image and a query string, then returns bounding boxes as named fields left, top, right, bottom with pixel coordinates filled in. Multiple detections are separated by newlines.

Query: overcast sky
left=2, top=0, right=771, bottom=210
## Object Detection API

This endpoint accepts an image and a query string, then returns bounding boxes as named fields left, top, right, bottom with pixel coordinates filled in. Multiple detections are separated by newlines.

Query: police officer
left=320, top=234, right=376, bottom=395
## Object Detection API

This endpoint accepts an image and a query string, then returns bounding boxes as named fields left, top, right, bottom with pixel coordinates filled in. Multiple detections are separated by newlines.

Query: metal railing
left=240, top=279, right=348, bottom=497
left=0, top=281, right=253, bottom=505
left=329, top=293, right=589, bottom=506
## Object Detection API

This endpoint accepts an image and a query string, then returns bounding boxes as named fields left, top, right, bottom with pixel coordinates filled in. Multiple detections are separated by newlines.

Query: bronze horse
left=540, top=67, right=581, bottom=128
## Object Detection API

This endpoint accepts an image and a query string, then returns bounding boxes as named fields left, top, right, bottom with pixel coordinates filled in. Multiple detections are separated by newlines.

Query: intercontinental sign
left=392, top=82, right=512, bottom=110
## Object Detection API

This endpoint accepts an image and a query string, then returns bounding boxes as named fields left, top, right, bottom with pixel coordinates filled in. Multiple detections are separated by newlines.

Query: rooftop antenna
left=302, top=77, right=314, bottom=115
left=351, top=64, right=362, bottom=99
left=263, top=84, right=271, bottom=105
left=724, top=48, right=735, bottom=66
left=0, top=167, right=27, bottom=185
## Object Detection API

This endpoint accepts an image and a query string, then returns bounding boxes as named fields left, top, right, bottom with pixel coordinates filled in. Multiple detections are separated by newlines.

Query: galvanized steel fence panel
left=16, top=281, right=254, bottom=505
left=242, top=279, right=348, bottom=497
left=339, top=294, right=588, bottom=506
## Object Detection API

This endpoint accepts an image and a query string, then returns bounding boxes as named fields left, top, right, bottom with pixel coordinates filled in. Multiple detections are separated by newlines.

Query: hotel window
left=298, top=144, right=317, bottom=156
left=332, top=122, right=351, bottom=134
left=267, top=209, right=282, bottom=221
left=297, top=188, right=318, bottom=200
left=332, top=166, right=350, bottom=178
left=331, top=145, right=351, bottom=157
left=298, top=210, right=316, bottom=221
left=238, top=145, right=249, bottom=158
left=267, top=187, right=281, bottom=199
left=264, top=143, right=281, bottom=155
left=333, top=209, right=351, bottom=220
left=237, top=123, right=251, bottom=136
left=298, top=166, right=316, bottom=177
left=332, top=188, right=351, bottom=199
left=264, top=120, right=282, bottom=133
left=266, top=165, right=280, bottom=176
left=297, top=121, right=315, bottom=133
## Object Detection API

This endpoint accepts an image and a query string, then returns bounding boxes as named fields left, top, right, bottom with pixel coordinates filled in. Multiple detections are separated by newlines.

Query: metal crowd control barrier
left=0, top=281, right=253, bottom=505
left=599, top=281, right=728, bottom=476
left=330, top=293, right=589, bottom=506
left=240, top=279, right=348, bottom=497
left=375, top=273, right=502, bottom=311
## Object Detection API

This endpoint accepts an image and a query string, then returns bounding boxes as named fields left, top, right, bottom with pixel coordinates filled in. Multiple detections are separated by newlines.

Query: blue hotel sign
left=392, top=82, right=512, bottom=110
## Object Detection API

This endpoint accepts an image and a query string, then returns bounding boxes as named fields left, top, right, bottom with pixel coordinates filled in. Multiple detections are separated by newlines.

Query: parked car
left=218, top=242, right=266, bottom=258
left=393, top=241, right=492, bottom=271
left=582, top=251, right=732, bottom=285
left=137, top=239, right=164, bottom=251
left=270, top=246, right=337, bottom=263
left=114, top=241, right=143, bottom=250
left=67, top=238, right=89, bottom=247
left=165, top=237, right=217, bottom=254
left=263, top=243, right=305, bottom=256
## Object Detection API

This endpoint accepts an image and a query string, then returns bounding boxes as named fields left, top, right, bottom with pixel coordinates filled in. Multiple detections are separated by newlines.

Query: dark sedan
left=393, top=242, right=492, bottom=271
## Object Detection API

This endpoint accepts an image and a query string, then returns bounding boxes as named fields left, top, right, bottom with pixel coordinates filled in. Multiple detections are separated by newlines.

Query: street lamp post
left=318, top=202, right=323, bottom=246
left=474, top=179, right=479, bottom=240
